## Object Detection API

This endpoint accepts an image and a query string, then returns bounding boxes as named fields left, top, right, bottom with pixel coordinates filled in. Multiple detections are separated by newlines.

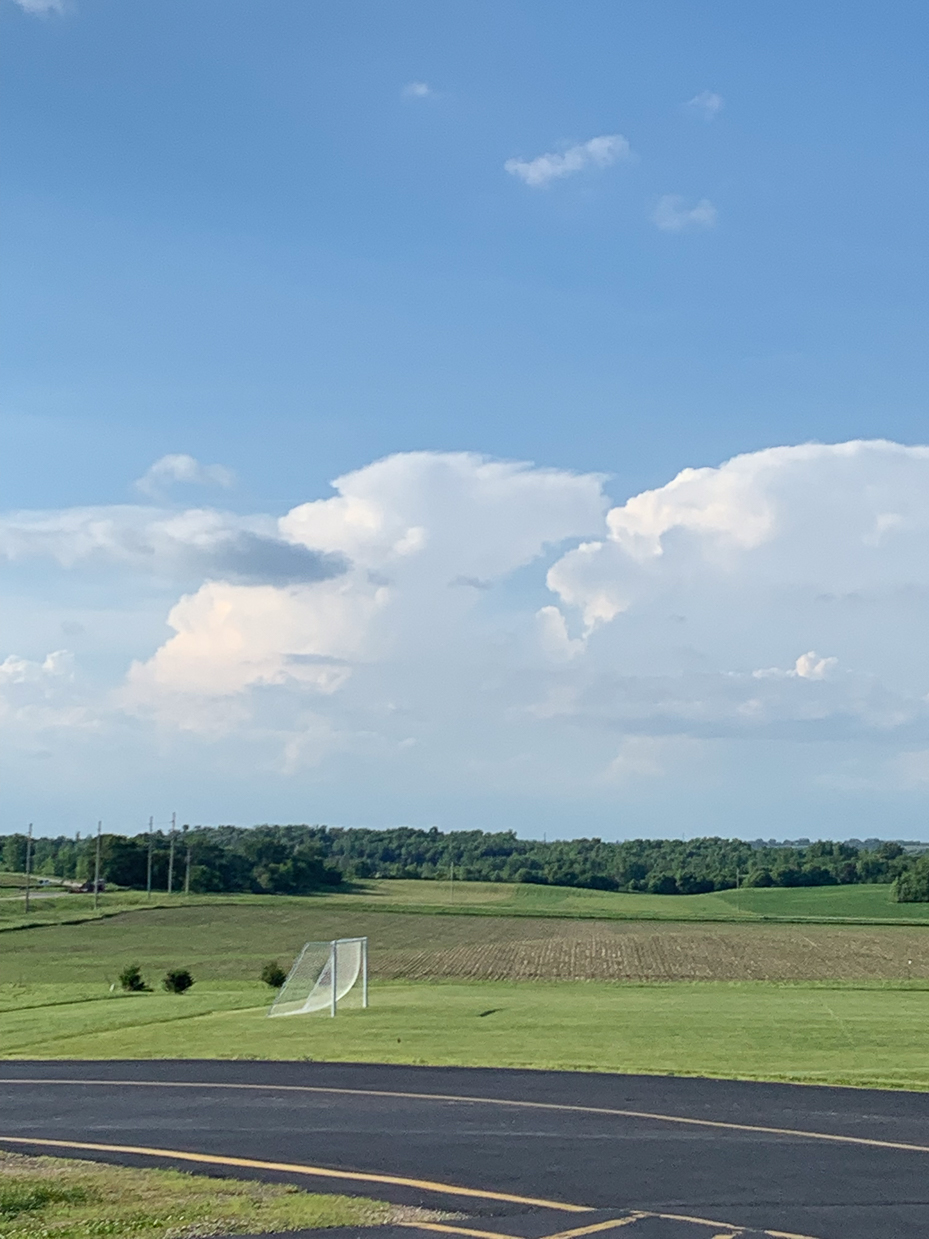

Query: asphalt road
left=1, top=1061, right=927, bottom=1239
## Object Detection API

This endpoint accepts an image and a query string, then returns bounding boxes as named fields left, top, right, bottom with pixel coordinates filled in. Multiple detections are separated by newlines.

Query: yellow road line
left=397, top=1222, right=534, bottom=1239
left=2, top=1076, right=928, bottom=1160
left=651, top=1215, right=819, bottom=1239
left=0, top=1136, right=588, bottom=1212
left=0, top=1133, right=825, bottom=1239
left=541, top=1216, right=643, bottom=1238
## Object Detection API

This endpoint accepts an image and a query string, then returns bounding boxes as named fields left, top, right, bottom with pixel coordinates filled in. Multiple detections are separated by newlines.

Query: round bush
left=163, top=968, right=194, bottom=994
left=260, top=961, right=287, bottom=988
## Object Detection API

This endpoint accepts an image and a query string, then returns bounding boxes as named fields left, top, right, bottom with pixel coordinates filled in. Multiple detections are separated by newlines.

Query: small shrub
left=118, top=963, right=149, bottom=993
left=163, top=968, right=194, bottom=994
left=261, top=961, right=287, bottom=988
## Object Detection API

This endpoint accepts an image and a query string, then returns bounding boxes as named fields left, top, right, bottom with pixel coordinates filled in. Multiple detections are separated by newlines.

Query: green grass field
left=2, top=885, right=929, bottom=1088
left=3, top=977, right=929, bottom=1091
left=2, top=877, right=928, bottom=935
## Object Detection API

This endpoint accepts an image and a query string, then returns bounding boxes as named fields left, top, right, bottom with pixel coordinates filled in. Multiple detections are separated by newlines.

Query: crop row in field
left=3, top=901, right=929, bottom=986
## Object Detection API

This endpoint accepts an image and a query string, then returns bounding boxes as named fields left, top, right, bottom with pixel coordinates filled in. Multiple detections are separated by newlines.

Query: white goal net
left=269, top=937, right=368, bottom=1017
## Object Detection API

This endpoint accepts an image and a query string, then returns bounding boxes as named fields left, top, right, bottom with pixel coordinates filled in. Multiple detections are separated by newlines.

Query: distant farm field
left=3, top=899, right=929, bottom=987
left=3, top=877, right=929, bottom=935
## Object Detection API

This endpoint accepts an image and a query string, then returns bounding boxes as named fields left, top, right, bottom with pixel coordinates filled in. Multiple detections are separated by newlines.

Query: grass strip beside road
left=0, top=1148, right=423, bottom=1238
left=4, top=979, right=929, bottom=1092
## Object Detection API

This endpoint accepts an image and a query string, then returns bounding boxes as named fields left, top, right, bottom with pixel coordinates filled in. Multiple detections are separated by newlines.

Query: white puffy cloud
left=543, top=440, right=929, bottom=739
left=0, top=649, right=73, bottom=688
left=119, top=451, right=607, bottom=727
left=684, top=90, right=723, bottom=120
left=754, top=652, right=839, bottom=681
left=8, top=442, right=929, bottom=828
left=505, top=135, right=632, bottom=188
left=135, top=453, right=234, bottom=497
left=652, top=194, right=718, bottom=231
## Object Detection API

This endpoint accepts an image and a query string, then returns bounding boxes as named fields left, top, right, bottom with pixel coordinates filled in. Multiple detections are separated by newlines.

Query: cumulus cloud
left=754, top=652, right=839, bottom=681
left=120, top=452, right=607, bottom=722
left=542, top=440, right=929, bottom=738
left=9, top=443, right=929, bottom=820
left=402, top=81, right=432, bottom=99
left=505, top=135, right=632, bottom=188
left=652, top=194, right=718, bottom=231
left=684, top=90, right=723, bottom=120
left=135, top=453, right=234, bottom=497
left=0, top=650, right=73, bottom=687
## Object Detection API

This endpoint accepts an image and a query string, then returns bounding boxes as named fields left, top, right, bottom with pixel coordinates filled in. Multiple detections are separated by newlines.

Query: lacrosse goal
left=269, top=937, right=368, bottom=1017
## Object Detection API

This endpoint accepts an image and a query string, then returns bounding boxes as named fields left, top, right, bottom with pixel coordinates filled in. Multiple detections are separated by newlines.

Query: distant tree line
left=1, top=824, right=927, bottom=900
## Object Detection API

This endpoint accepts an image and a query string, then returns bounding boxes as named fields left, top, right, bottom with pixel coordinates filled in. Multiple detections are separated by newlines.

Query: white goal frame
left=269, top=937, right=368, bottom=1018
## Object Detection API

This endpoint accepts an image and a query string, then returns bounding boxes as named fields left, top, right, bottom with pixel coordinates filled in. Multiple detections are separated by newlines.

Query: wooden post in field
left=93, top=821, right=102, bottom=911
left=24, top=823, right=33, bottom=914
left=183, top=824, right=191, bottom=895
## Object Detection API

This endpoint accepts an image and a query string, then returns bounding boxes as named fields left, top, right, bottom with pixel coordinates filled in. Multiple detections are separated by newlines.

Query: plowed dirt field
left=371, top=917, right=929, bottom=982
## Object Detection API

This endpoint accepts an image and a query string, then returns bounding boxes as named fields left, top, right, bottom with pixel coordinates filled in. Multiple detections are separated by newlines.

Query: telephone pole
left=24, top=823, right=33, bottom=914
left=167, top=812, right=176, bottom=893
left=93, top=821, right=102, bottom=911
left=183, top=824, right=191, bottom=895
left=146, top=816, right=154, bottom=899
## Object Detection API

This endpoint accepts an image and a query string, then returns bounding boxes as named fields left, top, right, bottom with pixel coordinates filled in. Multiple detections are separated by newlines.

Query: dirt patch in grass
left=0, top=1150, right=447, bottom=1239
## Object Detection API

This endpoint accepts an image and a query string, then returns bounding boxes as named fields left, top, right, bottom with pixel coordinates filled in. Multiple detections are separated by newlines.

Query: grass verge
left=4, top=978, right=929, bottom=1092
left=0, top=1148, right=435, bottom=1238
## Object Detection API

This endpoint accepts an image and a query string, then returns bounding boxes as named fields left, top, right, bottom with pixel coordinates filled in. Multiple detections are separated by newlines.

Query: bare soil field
left=371, top=916, right=929, bottom=982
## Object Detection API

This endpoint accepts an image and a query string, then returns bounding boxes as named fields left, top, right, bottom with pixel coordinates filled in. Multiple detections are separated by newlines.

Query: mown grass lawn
left=3, top=978, right=929, bottom=1091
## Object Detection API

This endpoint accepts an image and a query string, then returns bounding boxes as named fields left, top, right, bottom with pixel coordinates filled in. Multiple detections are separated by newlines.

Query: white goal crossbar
left=269, top=937, right=368, bottom=1018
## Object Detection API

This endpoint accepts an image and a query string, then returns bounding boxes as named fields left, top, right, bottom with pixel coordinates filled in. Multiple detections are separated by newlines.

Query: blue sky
left=3, top=0, right=929, bottom=839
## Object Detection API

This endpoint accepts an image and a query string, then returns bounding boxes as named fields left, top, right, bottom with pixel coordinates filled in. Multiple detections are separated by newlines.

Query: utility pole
left=146, top=816, right=154, bottom=899
left=167, top=812, right=176, bottom=894
left=93, top=821, right=102, bottom=911
left=183, top=824, right=191, bottom=895
left=24, top=823, right=33, bottom=914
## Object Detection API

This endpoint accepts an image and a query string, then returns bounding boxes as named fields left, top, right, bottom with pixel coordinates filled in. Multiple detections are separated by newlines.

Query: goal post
left=269, top=937, right=368, bottom=1018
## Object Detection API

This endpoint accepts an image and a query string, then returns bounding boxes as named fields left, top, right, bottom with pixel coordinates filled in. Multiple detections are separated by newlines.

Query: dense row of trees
left=2, top=824, right=926, bottom=899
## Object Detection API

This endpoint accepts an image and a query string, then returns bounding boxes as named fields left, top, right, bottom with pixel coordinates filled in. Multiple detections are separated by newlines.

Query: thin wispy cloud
left=12, top=0, right=64, bottom=12
left=402, top=81, right=433, bottom=99
left=684, top=90, right=723, bottom=121
left=652, top=194, right=718, bottom=232
left=505, top=134, right=632, bottom=188
left=134, top=454, right=235, bottom=498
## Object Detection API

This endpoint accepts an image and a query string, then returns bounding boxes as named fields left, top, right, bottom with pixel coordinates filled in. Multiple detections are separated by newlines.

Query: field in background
left=3, top=876, right=929, bottom=935
left=3, top=901, right=929, bottom=986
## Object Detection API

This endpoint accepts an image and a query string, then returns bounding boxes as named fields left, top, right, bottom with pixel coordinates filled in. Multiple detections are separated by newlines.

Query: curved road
left=1, top=1062, right=928, bottom=1239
